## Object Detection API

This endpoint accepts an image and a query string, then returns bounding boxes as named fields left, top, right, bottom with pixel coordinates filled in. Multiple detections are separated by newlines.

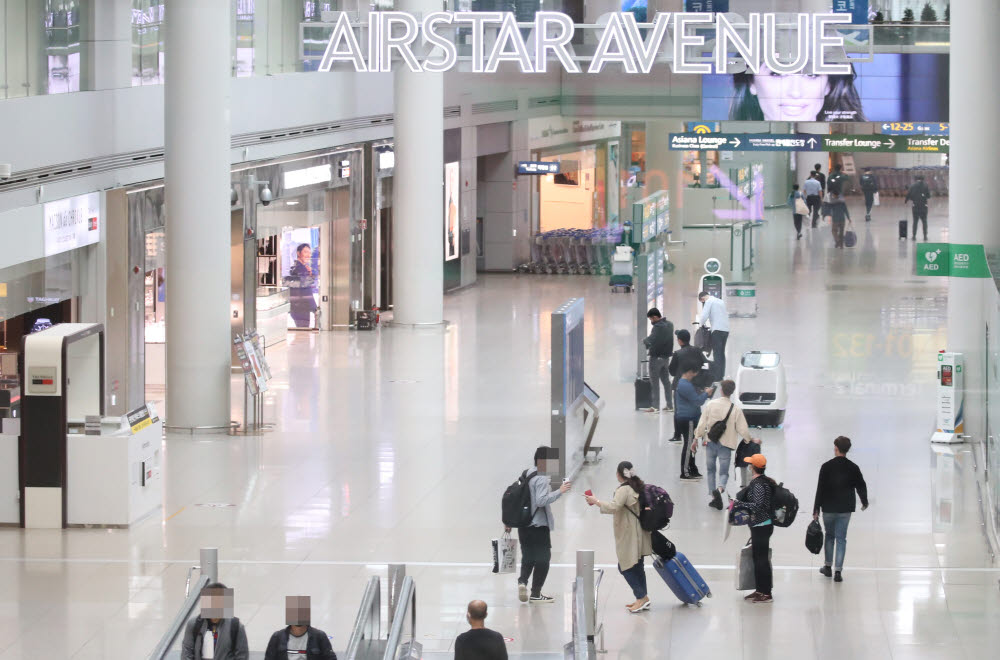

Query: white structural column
left=947, top=0, right=1000, bottom=441
left=392, top=0, right=444, bottom=325
left=164, top=0, right=232, bottom=428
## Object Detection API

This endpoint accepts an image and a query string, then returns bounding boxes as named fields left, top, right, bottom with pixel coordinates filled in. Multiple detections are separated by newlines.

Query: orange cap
left=744, top=454, right=767, bottom=469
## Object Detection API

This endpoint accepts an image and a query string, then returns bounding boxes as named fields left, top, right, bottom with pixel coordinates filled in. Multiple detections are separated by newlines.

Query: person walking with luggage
left=697, top=291, right=730, bottom=381
left=788, top=184, right=806, bottom=239
left=859, top=167, right=879, bottom=221
left=828, top=193, right=852, bottom=248
left=733, top=455, right=775, bottom=604
left=802, top=173, right=823, bottom=228
left=813, top=436, right=869, bottom=583
left=641, top=308, right=674, bottom=413
left=584, top=461, right=653, bottom=613
left=505, top=447, right=571, bottom=604
left=694, top=380, right=760, bottom=509
left=905, top=174, right=932, bottom=241
left=676, top=369, right=714, bottom=480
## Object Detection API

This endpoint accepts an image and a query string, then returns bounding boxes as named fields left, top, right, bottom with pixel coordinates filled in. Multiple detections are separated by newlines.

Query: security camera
left=259, top=184, right=273, bottom=206
left=0, top=164, right=12, bottom=180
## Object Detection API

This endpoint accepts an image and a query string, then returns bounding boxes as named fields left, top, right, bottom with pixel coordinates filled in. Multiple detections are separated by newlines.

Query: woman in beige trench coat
left=584, top=461, right=653, bottom=613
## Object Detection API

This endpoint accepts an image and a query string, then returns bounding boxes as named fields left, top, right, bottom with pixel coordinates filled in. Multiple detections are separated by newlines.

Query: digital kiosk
left=931, top=352, right=964, bottom=444
left=20, top=323, right=162, bottom=528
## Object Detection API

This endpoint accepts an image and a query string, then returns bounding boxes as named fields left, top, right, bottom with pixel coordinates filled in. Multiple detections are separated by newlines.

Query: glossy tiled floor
left=2, top=197, right=999, bottom=659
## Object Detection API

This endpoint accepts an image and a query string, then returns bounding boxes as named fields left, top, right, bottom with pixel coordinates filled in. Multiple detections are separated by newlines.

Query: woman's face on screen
left=749, top=65, right=830, bottom=121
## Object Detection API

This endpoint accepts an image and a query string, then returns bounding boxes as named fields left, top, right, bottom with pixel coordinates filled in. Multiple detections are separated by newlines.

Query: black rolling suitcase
left=635, top=361, right=653, bottom=410
left=898, top=219, right=908, bottom=240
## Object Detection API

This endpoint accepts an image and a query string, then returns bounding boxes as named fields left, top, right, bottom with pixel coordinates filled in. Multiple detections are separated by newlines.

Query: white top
left=287, top=631, right=308, bottom=658
left=699, top=296, right=730, bottom=332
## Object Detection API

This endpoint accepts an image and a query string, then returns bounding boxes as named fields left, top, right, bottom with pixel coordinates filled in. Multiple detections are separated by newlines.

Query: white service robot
left=734, top=350, right=787, bottom=427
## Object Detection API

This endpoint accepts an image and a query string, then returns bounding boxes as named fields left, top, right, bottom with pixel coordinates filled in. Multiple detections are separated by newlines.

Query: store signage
left=318, top=12, right=854, bottom=75
left=517, top=161, right=561, bottom=175
left=125, top=404, right=158, bottom=434
left=43, top=192, right=100, bottom=257
left=377, top=150, right=395, bottom=170
left=528, top=117, right=621, bottom=149
left=917, top=243, right=991, bottom=278
left=283, top=164, right=332, bottom=189
left=879, top=122, right=949, bottom=136
left=685, top=122, right=720, bottom=134
left=669, top=133, right=949, bottom=153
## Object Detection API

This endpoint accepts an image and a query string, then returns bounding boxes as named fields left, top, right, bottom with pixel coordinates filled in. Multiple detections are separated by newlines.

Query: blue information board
left=684, top=0, right=729, bottom=11
left=878, top=122, right=949, bottom=136
left=833, top=0, right=869, bottom=25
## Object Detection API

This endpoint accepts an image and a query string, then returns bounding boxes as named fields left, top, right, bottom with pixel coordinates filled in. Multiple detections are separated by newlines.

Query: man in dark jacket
left=264, top=596, right=337, bottom=660
left=455, top=600, right=508, bottom=660
left=859, top=167, right=878, bottom=221
left=182, top=583, right=249, bottom=660
left=826, top=162, right=848, bottom=196
left=641, top=308, right=674, bottom=412
left=904, top=175, right=932, bottom=241
left=812, top=163, right=826, bottom=193
left=812, top=436, right=869, bottom=582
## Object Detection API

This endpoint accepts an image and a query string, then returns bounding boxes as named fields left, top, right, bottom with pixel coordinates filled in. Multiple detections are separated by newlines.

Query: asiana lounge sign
left=319, top=12, right=857, bottom=75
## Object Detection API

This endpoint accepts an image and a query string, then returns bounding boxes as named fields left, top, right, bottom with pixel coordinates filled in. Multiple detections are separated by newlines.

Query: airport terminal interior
left=0, top=1, right=998, bottom=659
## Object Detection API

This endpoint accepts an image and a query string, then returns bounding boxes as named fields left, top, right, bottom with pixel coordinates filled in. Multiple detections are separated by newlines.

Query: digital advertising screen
left=444, top=162, right=460, bottom=261
left=702, top=54, right=949, bottom=123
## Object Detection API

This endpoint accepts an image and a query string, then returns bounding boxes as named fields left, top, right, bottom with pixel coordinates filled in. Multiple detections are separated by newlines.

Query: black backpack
left=772, top=482, right=799, bottom=527
left=630, top=484, right=673, bottom=531
left=501, top=470, right=536, bottom=528
left=707, top=404, right=734, bottom=443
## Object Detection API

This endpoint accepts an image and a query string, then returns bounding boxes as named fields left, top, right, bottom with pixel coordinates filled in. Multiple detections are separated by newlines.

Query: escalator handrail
left=344, top=576, right=382, bottom=660
left=148, top=574, right=210, bottom=660
left=381, top=576, right=416, bottom=660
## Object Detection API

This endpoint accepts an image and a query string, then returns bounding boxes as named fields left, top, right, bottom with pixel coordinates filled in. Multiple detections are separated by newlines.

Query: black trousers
left=750, top=524, right=774, bottom=596
left=863, top=191, right=875, bottom=215
left=912, top=205, right=928, bottom=238
left=792, top=213, right=803, bottom=235
left=674, top=417, right=699, bottom=477
left=710, top=330, right=729, bottom=380
left=806, top=194, right=822, bottom=226
left=518, top=526, right=552, bottom=597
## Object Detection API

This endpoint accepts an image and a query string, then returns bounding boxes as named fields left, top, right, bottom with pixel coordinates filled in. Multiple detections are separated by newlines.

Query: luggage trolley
left=609, top=245, right=634, bottom=293
left=734, top=351, right=787, bottom=427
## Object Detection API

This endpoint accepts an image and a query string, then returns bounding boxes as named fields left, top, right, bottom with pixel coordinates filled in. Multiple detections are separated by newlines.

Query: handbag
left=737, top=540, right=772, bottom=591
left=805, top=519, right=824, bottom=555
left=707, top=404, right=734, bottom=443
left=492, top=532, right=517, bottom=574
left=794, top=196, right=810, bottom=215
left=844, top=221, right=857, bottom=248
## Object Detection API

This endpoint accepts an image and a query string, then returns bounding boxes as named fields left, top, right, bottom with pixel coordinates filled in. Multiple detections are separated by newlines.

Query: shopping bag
left=873, top=192, right=880, bottom=207
left=736, top=540, right=772, bottom=591
left=794, top=197, right=810, bottom=216
left=492, top=533, right=517, bottom=574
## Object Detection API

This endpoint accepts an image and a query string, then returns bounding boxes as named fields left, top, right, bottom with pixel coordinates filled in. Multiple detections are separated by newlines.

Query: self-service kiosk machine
left=931, top=352, right=964, bottom=444
left=20, top=323, right=162, bottom=528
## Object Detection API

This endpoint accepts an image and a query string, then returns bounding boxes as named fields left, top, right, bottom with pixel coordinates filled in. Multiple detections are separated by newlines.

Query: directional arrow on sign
left=807, top=137, right=817, bottom=149
left=887, top=139, right=895, bottom=149
left=882, top=123, right=890, bottom=130
left=730, top=137, right=741, bottom=148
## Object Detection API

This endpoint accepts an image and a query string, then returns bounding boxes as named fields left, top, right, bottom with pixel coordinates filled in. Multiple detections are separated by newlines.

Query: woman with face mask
left=584, top=461, right=653, bottom=613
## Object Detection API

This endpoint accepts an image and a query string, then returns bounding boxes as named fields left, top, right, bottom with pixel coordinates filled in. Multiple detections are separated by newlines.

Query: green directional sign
left=823, top=135, right=949, bottom=153
left=668, top=133, right=949, bottom=153
left=916, top=243, right=991, bottom=278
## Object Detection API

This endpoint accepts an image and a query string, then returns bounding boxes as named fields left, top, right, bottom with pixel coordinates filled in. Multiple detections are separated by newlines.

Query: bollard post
left=200, top=548, right=219, bottom=583
left=576, top=550, right=595, bottom=637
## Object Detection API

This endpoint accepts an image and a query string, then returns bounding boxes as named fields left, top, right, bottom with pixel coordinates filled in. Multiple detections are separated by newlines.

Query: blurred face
left=290, top=625, right=309, bottom=637
left=298, top=246, right=312, bottom=263
left=750, top=66, right=830, bottom=121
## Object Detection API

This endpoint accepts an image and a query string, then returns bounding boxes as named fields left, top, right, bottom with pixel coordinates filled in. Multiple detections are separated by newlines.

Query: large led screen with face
left=701, top=54, right=949, bottom=123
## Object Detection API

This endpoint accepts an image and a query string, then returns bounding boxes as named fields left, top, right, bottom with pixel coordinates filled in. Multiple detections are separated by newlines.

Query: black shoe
left=834, top=571, right=843, bottom=583
left=668, top=437, right=682, bottom=444
left=819, top=565, right=832, bottom=578
left=679, top=474, right=701, bottom=481
left=796, top=234, right=801, bottom=240
left=865, top=214, right=871, bottom=222
left=709, top=490, right=723, bottom=510
left=912, top=235, right=917, bottom=240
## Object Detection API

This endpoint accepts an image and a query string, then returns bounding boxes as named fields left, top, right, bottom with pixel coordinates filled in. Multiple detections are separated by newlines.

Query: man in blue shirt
left=698, top=291, right=730, bottom=382
left=802, top=173, right=823, bottom=227
left=675, top=368, right=715, bottom=481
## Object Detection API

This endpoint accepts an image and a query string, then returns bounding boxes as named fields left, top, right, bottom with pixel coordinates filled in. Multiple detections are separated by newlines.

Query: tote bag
left=794, top=196, right=810, bottom=215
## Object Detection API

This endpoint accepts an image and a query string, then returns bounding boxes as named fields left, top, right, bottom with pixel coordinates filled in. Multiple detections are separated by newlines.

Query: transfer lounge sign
left=917, top=244, right=991, bottom=278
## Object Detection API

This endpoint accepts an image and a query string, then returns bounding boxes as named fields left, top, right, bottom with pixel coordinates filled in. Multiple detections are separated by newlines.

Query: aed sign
left=319, top=12, right=855, bottom=75
left=917, top=243, right=991, bottom=279
left=43, top=192, right=100, bottom=257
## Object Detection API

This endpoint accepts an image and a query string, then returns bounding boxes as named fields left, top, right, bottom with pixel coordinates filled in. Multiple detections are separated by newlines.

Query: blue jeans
left=619, top=557, right=647, bottom=599
left=822, top=512, right=852, bottom=571
left=704, top=441, right=732, bottom=494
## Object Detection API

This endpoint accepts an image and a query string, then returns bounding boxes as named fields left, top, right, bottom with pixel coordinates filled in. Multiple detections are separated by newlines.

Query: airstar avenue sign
left=318, top=12, right=858, bottom=75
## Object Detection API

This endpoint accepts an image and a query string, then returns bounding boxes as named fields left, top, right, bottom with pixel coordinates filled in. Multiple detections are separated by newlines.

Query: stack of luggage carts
left=521, top=226, right=624, bottom=275
left=867, top=166, right=948, bottom=197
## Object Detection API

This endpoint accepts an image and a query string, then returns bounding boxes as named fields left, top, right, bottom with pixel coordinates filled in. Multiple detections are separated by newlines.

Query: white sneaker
left=529, top=594, right=555, bottom=604
left=518, top=582, right=528, bottom=603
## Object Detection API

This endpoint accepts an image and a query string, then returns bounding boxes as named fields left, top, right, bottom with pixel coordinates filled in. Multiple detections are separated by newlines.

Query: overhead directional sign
left=517, top=161, right=560, bottom=175
left=879, top=122, right=949, bottom=136
left=669, top=133, right=949, bottom=153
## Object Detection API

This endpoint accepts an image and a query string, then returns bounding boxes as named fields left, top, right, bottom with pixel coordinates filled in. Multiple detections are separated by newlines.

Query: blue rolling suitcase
left=653, top=552, right=712, bottom=606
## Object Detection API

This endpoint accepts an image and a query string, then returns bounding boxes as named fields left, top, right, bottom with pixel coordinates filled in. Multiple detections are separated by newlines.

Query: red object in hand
left=585, top=489, right=594, bottom=505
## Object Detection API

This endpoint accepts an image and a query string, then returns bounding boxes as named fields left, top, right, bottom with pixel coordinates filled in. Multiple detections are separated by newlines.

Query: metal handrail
left=382, top=576, right=417, bottom=660
left=148, top=573, right=210, bottom=660
left=572, top=577, right=589, bottom=659
left=344, top=576, right=382, bottom=660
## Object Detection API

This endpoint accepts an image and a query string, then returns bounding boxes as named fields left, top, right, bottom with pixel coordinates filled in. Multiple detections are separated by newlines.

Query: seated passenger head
left=646, top=308, right=662, bottom=322
left=467, top=599, right=488, bottom=624
left=721, top=380, right=736, bottom=397
left=200, top=583, right=234, bottom=622
left=675, top=328, right=691, bottom=345
left=286, top=595, right=311, bottom=637
left=834, top=436, right=852, bottom=455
